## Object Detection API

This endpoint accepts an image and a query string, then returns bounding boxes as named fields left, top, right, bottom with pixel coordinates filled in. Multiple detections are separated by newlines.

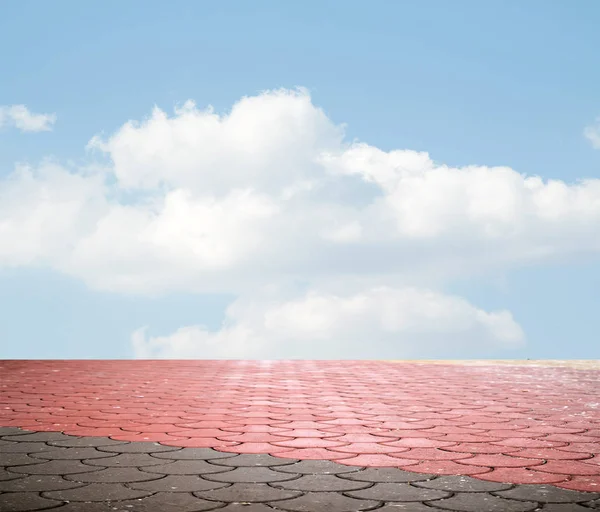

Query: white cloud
left=584, top=118, right=600, bottom=149
left=0, top=163, right=107, bottom=267
left=132, top=285, right=524, bottom=359
left=0, top=105, right=56, bottom=132
left=2, top=88, right=600, bottom=356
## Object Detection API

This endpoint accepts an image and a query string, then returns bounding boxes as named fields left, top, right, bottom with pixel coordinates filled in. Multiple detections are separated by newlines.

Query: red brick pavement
left=1, top=360, right=599, bottom=491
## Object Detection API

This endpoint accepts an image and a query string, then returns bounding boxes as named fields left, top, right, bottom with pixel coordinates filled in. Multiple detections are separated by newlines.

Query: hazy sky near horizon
left=1, top=1, right=600, bottom=359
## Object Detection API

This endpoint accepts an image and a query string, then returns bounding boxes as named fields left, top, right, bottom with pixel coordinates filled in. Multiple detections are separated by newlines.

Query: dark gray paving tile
left=273, top=459, right=361, bottom=475
left=1, top=453, right=46, bottom=466
left=0, top=427, right=28, bottom=437
left=48, top=437, right=126, bottom=448
left=413, top=475, right=513, bottom=492
left=376, top=505, right=441, bottom=511
left=43, top=482, right=153, bottom=502
left=210, top=453, right=299, bottom=467
left=128, top=474, right=229, bottom=492
left=539, top=505, right=595, bottom=511
left=214, top=505, right=277, bottom=512
left=9, top=460, right=102, bottom=475
left=203, top=466, right=298, bottom=483
left=585, top=498, right=600, bottom=508
left=273, top=474, right=371, bottom=492
left=64, top=467, right=162, bottom=483
left=0, top=474, right=85, bottom=492
left=0, top=491, right=64, bottom=511
left=0, top=468, right=23, bottom=481
left=31, top=447, right=113, bottom=460
left=339, top=467, right=432, bottom=483
left=429, top=493, right=539, bottom=512
left=96, top=442, right=180, bottom=454
left=143, top=459, right=233, bottom=475
left=274, top=491, right=380, bottom=511
left=83, top=453, right=169, bottom=467
left=151, top=447, right=237, bottom=460
left=2, top=432, right=72, bottom=443
left=194, top=482, right=302, bottom=502
left=53, top=492, right=226, bottom=511
left=0, top=441, right=54, bottom=453
left=496, top=484, right=600, bottom=503
left=347, top=482, right=450, bottom=502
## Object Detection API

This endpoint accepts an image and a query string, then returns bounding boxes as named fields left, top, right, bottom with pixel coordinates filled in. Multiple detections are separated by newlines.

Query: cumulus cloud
left=0, top=163, right=107, bottom=267
left=584, top=118, right=600, bottom=149
left=2, top=88, right=600, bottom=356
left=132, top=286, right=524, bottom=359
left=0, top=104, right=56, bottom=132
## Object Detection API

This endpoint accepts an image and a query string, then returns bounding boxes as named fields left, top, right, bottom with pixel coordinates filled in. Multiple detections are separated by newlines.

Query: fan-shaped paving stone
left=83, top=452, right=170, bottom=466
left=48, top=436, right=126, bottom=448
left=413, top=474, right=512, bottom=492
left=31, top=447, right=113, bottom=460
left=8, top=459, right=102, bottom=475
left=495, top=483, right=600, bottom=503
left=347, top=482, right=450, bottom=502
left=273, top=473, right=371, bottom=492
left=274, top=491, right=380, bottom=511
left=151, top=447, right=237, bottom=460
left=1, top=432, right=71, bottom=443
left=210, top=453, right=299, bottom=467
left=203, top=466, right=299, bottom=483
left=376, top=505, right=443, bottom=512
left=0, top=427, right=28, bottom=436
left=0, top=453, right=46, bottom=466
left=128, top=474, right=230, bottom=492
left=272, top=459, right=360, bottom=474
left=0, top=492, right=63, bottom=512
left=0, top=441, right=55, bottom=453
left=193, top=482, right=302, bottom=502
left=43, top=482, right=153, bottom=501
left=96, top=441, right=180, bottom=453
left=339, top=466, right=433, bottom=482
left=584, top=498, right=600, bottom=508
left=142, top=459, right=234, bottom=475
left=539, top=505, right=597, bottom=512
left=53, top=493, right=225, bottom=511
left=64, top=467, right=162, bottom=483
left=0, top=474, right=85, bottom=492
left=429, top=492, right=538, bottom=512
left=0, top=468, right=22, bottom=481
left=215, top=505, right=279, bottom=512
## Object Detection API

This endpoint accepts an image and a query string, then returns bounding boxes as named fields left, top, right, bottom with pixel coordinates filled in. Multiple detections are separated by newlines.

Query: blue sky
left=1, top=1, right=599, bottom=359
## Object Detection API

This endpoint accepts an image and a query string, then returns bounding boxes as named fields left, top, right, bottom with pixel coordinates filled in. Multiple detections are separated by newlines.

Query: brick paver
left=1, top=359, right=600, bottom=509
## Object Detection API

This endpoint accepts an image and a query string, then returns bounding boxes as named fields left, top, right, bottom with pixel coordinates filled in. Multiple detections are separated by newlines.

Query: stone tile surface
left=1, top=428, right=599, bottom=511
left=2, top=358, right=600, bottom=509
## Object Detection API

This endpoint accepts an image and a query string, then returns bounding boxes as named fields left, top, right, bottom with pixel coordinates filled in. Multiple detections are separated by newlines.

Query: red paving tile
left=328, top=442, right=409, bottom=454
left=459, top=454, right=544, bottom=467
left=513, top=448, right=594, bottom=460
left=271, top=437, right=348, bottom=448
left=402, top=460, right=492, bottom=475
left=555, top=475, right=600, bottom=491
left=220, top=442, right=295, bottom=454
left=534, top=460, right=600, bottom=475
left=477, top=468, right=570, bottom=484
left=1, top=360, right=599, bottom=490
left=443, top=442, right=521, bottom=454
left=271, top=447, right=351, bottom=459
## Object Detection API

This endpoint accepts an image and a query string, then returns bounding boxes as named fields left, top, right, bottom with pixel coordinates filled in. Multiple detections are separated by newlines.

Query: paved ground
left=1, top=360, right=599, bottom=510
